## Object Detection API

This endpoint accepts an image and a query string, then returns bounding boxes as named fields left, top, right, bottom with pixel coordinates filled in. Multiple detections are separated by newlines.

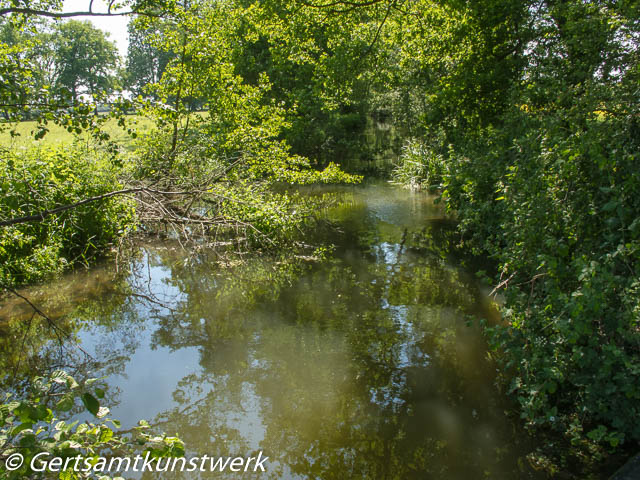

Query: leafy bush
left=0, top=371, right=184, bottom=480
left=0, top=145, right=136, bottom=286
left=485, top=108, right=640, bottom=456
left=129, top=121, right=360, bottom=248
left=392, top=140, right=446, bottom=192
left=439, top=105, right=640, bottom=468
left=385, top=0, right=639, bottom=469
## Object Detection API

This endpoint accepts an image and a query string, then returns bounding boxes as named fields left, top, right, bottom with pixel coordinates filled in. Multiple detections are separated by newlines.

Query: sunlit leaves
left=0, top=145, right=136, bottom=286
left=0, top=370, right=184, bottom=479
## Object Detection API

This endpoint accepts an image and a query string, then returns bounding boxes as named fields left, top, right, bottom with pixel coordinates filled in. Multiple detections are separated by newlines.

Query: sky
left=62, top=0, right=130, bottom=57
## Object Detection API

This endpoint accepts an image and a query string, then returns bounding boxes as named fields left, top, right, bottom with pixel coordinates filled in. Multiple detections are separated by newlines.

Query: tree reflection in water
left=0, top=183, right=543, bottom=479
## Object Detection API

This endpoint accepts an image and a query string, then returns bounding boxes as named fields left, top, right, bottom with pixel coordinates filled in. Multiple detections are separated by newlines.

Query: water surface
left=0, top=182, right=542, bottom=479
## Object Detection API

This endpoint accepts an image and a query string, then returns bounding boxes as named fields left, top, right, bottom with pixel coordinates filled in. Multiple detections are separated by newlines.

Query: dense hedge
left=388, top=0, right=640, bottom=471
left=394, top=89, right=639, bottom=475
left=451, top=108, right=639, bottom=456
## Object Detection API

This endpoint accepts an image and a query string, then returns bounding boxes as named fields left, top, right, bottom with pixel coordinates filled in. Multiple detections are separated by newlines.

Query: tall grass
left=391, top=139, right=446, bottom=192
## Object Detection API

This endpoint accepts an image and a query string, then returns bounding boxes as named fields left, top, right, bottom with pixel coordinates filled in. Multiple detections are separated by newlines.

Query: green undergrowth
left=0, top=145, right=135, bottom=287
left=392, top=139, right=446, bottom=192
left=0, top=119, right=361, bottom=287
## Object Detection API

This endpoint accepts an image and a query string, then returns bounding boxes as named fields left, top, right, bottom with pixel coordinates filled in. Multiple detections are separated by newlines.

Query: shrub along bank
left=388, top=0, right=639, bottom=473
left=0, top=146, right=135, bottom=287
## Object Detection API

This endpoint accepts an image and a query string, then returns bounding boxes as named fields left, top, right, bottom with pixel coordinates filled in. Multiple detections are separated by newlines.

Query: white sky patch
left=62, top=0, right=130, bottom=57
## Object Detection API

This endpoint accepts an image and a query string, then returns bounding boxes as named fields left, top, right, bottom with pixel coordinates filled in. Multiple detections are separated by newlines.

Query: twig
left=489, top=271, right=518, bottom=297
left=0, top=284, right=94, bottom=360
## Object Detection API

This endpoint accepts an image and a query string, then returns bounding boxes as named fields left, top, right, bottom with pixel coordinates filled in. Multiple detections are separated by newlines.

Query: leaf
left=99, top=428, right=114, bottom=443
left=4, top=401, right=20, bottom=412
left=60, top=469, right=74, bottom=480
left=32, top=404, right=50, bottom=421
left=81, top=393, right=100, bottom=416
left=56, top=396, right=74, bottom=412
left=51, top=370, right=69, bottom=384
left=85, top=376, right=106, bottom=387
left=96, top=406, right=110, bottom=418
left=51, top=371, right=79, bottom=389
left=10, top=422, right=33, bottom=436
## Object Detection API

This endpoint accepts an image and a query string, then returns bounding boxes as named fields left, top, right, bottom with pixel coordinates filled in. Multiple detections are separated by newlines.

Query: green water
left=0, top=182, right=543, bottom=479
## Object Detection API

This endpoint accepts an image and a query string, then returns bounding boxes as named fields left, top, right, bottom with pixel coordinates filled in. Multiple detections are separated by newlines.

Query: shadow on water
left=0, top=182, right=545, bottom=479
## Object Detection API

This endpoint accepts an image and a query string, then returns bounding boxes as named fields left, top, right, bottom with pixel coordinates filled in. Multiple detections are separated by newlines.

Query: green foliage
left=51, top=20, right=120, bottom=102
left=131, top=0, right=363, bottom=181
left=227, top=0, right=389, bottom=164
left=3, top=0, right=638, bottom=473
left=481, top=106, right=640, bottom=463
left=131, top=123, right=359, bottom=247
left=386, top=0, right=640, bottom=470
left=0, top=16, right=121, bottom=123
left=0, top=371, right=184, bottom=480
left=124, top=0, right=362, bottom=249
left=2, top=0, right=363, bottom=290
left=0, top=145, right=136, bottom=286
left=125, top=19, right=173, bottom=99
left=392, top=140, right=446, bottom=192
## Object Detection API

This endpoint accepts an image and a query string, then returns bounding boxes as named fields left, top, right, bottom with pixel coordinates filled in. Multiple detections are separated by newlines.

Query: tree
left=51, top=20, right=119, bottom=103
left=231, top=0, right=394, bottom=162
left=125, top=19, right=173, bottom=98
left=0, top=0, right=177, bottom=123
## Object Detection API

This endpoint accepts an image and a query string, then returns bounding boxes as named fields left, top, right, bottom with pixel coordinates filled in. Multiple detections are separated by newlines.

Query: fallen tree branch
left=0, top=187, right=146, bottom=227
left=1, top=185, right=214, bottom=227
left=0, top=157, right=242, bottom=228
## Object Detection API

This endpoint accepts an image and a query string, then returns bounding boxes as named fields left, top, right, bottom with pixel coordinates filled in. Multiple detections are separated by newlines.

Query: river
left=0, top=182, right=545, bottom=479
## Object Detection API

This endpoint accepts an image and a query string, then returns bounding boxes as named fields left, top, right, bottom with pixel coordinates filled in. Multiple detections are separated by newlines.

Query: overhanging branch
left=0, top=6, right=164, bottom=18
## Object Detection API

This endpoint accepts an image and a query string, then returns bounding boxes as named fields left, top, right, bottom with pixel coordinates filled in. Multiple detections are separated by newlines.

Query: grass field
left=0, top=115, right=156, bottom=151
